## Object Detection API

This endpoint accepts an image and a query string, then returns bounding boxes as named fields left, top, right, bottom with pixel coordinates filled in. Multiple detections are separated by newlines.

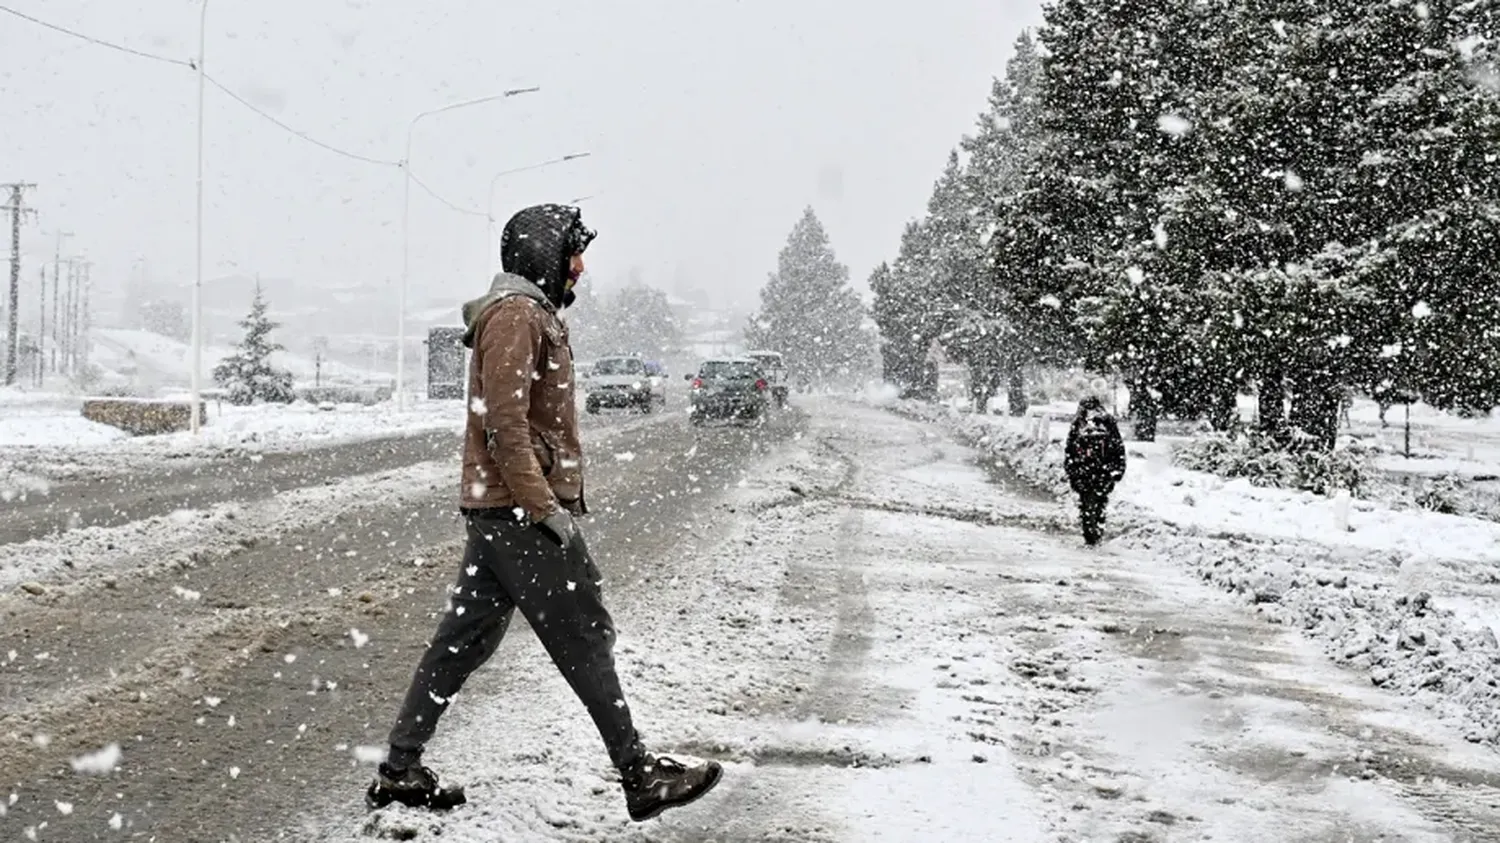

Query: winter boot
left=365, top=762, right=467, bottom=810
left=623, top=753, right=723, bottom=822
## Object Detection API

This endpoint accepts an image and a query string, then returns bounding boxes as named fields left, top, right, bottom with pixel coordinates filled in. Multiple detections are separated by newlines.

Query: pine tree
left=603, top=281, right=683, bottom=360
left=746, top=207, right=874, bottom=385
left=212, top=284, right=294, bottom=405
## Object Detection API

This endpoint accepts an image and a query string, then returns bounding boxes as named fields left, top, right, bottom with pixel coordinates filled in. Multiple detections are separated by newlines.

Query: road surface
left=3, top=399, right=1500, bottom=842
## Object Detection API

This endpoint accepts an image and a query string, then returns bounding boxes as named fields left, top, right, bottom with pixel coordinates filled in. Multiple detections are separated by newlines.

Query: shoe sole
left=629, top=763, right=724, bottom=822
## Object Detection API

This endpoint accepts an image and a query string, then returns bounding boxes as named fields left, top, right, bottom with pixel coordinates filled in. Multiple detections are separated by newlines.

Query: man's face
left=566, top=253, right=586, bottom=289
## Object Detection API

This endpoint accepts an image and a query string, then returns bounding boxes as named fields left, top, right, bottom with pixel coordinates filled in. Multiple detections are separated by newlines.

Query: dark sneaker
left=623, top=753, right=723, bottom=822
left=365, top=762, right=467, bottom=810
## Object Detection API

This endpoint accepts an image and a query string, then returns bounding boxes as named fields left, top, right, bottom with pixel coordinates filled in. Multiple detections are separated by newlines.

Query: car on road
left=686, top=357, right=771, bottom=425
left=746, top=350, right=789, bottom=408
left=585, top=354, right=665, bottom=414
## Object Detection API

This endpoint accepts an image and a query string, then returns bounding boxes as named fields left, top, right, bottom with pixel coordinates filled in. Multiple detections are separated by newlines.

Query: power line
left=0, top=5, right=190, bottom=68
left=202, top=76, right=398, bottom=166
left=1, top=4, right=519, bottom=218
left=409, top=171, right=487, bottom=218
left=0, top=5, right=396, bottom=167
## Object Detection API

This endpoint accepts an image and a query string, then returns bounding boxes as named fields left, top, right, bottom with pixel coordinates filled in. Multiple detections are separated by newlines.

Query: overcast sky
left=2, top=0, right=1044, bottom=317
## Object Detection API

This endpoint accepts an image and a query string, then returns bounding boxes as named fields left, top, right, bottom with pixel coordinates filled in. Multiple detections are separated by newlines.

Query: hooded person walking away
left=1063, top=396, right=1126, bottom=546
left=366, top=204, right=722, bottom=822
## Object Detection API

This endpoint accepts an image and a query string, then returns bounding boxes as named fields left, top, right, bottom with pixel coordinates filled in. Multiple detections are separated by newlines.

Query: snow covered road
left=5, top=399, right=1500, bottom=841
left=315, top=400, right=1500, bottom=842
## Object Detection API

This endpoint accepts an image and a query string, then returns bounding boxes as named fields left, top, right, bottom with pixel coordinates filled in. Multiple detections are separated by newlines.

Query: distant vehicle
left=687, top=357, right=770, bottom=425
left=585, top=354, right=665, bottom=413
left=643, top=359, right=669, bottom=403
left=746, top=350, right=788, bottom=408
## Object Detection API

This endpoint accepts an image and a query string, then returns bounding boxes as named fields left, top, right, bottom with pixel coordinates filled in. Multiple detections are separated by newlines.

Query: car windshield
left=701, top=361, right=760, bottom=380
left=594, top=358, right=644, bottom=376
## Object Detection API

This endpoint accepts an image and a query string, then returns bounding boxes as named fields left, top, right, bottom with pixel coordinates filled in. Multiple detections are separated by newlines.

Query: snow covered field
left=286, top=398, right=1500, bottom=841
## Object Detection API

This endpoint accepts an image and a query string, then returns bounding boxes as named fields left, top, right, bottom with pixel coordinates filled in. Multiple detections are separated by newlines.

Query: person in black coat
left=1063, top=396, right=1126, bottom=545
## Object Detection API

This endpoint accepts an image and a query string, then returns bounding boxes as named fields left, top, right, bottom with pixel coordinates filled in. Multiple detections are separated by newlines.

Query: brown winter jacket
left=458, top=272, right=585, bottom=521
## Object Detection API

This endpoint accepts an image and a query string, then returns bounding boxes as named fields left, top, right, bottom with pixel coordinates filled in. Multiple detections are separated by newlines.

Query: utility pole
left=33, top=266, right=44, bottom=386
left=64, top=258, right=80, bottom=375
left=3, top=182, right=37, bottom=386
left=46, top=230, right=72, bottom=376
left=79, top=260, right=92, bottom=373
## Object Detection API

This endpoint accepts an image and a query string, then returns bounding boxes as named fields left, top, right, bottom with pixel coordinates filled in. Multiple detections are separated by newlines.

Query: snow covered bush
left=1413, top=474, right=1465, bottom=515
left=1174, top=431, right=1369, bottom=497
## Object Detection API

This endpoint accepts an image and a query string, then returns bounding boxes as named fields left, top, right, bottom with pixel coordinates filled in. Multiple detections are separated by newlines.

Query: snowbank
left=0, top=401, right=130, bottom=448
left=904, top=401, right=1500, bottom=747
left=0, top=393, right=460, bottom=454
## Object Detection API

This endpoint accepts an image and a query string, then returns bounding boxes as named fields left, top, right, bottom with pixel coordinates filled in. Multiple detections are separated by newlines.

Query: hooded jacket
left=1063, top=399, right=1126, bottom=497
left=458, top=205, right=591, bottom=520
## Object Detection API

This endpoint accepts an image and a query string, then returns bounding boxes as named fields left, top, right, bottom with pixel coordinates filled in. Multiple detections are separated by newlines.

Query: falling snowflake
left=353, top=745, right=385, bottom=764
left=70, top=743, right=122, bottom=774
left=349, top=629, right=370, bottom=649
left=468, top=397, right=487, bottom=416
left=109, top=813, right=123, bottom=830
left=1157, top=114, right=1192, bottom=137
left=1284, top=170, right=1304, bottom=191
left=1412, top=301, right=1433, bottom=319
left=172, top=585, right=202, bottom=601
left=56, top=801, right=73, bottom=816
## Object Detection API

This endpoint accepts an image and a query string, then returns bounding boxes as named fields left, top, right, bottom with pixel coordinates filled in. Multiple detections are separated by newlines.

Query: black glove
left=536, top=511, right=577, bottom=548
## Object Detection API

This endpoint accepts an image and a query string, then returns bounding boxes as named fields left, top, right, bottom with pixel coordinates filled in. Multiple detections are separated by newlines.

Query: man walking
left=1063, top=395, right=1127, bottom=546
left=366, top=204, right=722, bottom=821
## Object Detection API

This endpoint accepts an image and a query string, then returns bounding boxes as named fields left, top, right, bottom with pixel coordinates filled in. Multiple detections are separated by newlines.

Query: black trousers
left=386, top=511, right=643, bottom=774
left=1078, top=491, right=1109, bottom=543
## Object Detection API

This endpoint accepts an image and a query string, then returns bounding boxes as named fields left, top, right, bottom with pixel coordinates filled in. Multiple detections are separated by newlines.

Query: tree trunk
left=1258, top=370, right=1288, bottom=443
left=1288, top=369, right=1340, bottom=452
left=1007, top=370, right=1028, bottom=417
left=1208, top=385, right=1238, bottom=432
left=1130, top=379, right=1158, bottom=442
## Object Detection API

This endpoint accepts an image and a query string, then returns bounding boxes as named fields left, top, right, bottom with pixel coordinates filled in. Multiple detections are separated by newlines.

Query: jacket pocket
left=531, top=430, right=557, bottom=475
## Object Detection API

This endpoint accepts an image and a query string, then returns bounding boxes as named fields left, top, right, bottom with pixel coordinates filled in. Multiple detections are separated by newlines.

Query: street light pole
left=395, top=87, right=539, bottom=409
left=484, top=152, right=592, bottom=264
left=191, top=0, right=208, bottom=433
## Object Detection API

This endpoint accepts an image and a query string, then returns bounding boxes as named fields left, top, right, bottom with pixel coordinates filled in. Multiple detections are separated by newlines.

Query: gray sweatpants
left=386, top=510, right=643, bottom=774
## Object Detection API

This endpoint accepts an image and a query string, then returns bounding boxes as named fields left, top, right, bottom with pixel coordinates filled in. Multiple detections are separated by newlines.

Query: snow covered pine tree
left=211, top=283, right=294, bottom=405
